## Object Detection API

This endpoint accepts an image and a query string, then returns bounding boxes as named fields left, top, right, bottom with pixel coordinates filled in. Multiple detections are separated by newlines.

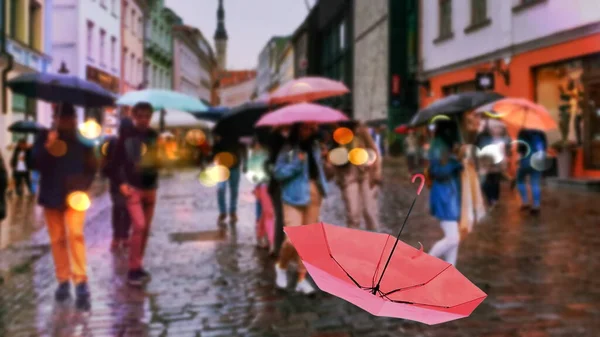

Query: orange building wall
left=422, top=32, right=600, bottom=178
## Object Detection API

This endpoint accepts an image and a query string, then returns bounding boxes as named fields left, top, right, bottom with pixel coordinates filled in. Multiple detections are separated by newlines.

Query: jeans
left=44, top=207, right=88, bottom=283
left=13, top=171, right=32, bottom=196
left=217, top=166, right=241, bottom=215
left=110, top=192, right=131, bottom=240
left=517, top=167, right=541, bottom=208
left=341, top=179, right=379, bottom=231
left=127, top=188, right=157, bottom=270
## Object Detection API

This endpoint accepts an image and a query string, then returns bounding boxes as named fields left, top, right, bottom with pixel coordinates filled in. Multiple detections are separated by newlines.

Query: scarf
left=459, top=159, right=486, bottom=235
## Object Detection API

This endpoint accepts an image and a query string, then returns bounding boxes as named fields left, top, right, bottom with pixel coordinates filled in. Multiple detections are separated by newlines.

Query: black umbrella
left=8, top=120, right=47, bottom=134
left=365, top=118, right=387, bottom=127
left=409, top=91, right=503, bottom=126
left=191, top=106, right=230, bottom=122
left=214, top=101, right=274, bottom=138
left=7, top=72, right=116, bottom=108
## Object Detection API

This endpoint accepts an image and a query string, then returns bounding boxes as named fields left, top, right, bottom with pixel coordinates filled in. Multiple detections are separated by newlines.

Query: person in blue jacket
left=516, top=129, right=547, bottom=215
left=427, top=121, right=463, bottom=266
left=273, top=122, right=329, bottom=295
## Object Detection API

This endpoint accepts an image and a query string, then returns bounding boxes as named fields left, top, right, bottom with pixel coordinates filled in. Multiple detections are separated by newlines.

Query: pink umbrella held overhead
left=255, top=102, right=349, bottom=127
left=268, top=77, right=350, bottom=104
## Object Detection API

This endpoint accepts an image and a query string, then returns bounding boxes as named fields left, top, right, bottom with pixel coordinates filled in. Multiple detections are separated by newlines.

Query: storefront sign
left=86, top=66, right=119, bottom=93
left=392, top=75, right=401, bottom=95
left=475, top=72, right=494, bottom=91
left=7, top=38, right=51, bottom=73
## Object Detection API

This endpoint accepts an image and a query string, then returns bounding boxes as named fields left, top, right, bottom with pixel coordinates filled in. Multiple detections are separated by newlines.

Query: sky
left=164, top=0, right=316, bottom=70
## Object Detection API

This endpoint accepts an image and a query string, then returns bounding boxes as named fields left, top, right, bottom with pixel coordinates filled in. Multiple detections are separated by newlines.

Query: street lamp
left=58, top=61, right=69, bottom=74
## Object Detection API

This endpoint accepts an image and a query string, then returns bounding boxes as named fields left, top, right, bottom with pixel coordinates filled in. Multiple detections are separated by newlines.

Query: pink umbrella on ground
left=255, top=103, right=348, bottom=127
left=268, top=77, right=350, bottom=105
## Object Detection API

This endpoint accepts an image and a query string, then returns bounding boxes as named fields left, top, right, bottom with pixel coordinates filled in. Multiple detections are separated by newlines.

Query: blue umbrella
left=191, top=106, right=230, bottom=121
left=117, top=89, right=209, bottom=112
left=7, top=72, right=116, bottom=107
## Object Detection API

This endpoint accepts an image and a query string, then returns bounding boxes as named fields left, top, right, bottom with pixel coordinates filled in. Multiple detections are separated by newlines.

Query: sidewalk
left=0, top=169, right=599, bottom=336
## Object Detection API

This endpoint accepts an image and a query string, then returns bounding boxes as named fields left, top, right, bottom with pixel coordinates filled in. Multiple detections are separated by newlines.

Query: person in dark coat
left=516, top=128, right=547, bottom=215
left=10, top=139, right=33, bottom=196
left=0, top=153, right=8, bottom=222
left=32, top=103, right=98, bottom=311
left=265, top=128, right=288, bottom=257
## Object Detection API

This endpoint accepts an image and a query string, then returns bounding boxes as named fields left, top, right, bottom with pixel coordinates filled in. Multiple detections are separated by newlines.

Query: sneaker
left=75, top=282, right=91, bottom=311
left=55, top=282, right=71, bottom=302
left=274, top=264, right=288, bottom=290
left=295, top=278, right=316, bottom=295
left=217, top=214, right=227, bottom=224
left=127, top=269, right=149, bottom=286
left=229, top=213, right=238, bottom=224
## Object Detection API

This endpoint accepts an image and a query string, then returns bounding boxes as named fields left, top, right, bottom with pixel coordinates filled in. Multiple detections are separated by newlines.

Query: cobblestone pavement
left=1, top=164, right=599, bottom=337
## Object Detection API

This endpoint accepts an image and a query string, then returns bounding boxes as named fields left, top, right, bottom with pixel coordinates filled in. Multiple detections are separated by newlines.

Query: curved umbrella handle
left=411, top=173, right=425, bottom=195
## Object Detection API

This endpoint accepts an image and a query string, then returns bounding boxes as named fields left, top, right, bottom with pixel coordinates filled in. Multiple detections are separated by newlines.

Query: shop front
left=421, top=32, right=600, bottom=178
left=86, top=65, right=120, bottom=135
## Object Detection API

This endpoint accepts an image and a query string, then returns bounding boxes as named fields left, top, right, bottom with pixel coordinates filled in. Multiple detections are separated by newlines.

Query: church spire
left=214, top=0, right=228, bottom=40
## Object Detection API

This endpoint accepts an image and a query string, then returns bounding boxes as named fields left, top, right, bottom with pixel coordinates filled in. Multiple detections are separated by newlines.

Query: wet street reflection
left=0, top=165, right=599, bottom=336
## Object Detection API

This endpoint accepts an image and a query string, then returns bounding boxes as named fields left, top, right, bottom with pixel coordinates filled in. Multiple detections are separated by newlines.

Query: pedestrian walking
left=476, top=120, right=511, bottom=208
left=113, top=102, right=162, bottom=286
left=516, top=128, right=547, bottom=215
left=248, top=140, right=274, bottom=250
left=333, top=121, right=382, bottom=231
left=213, top=134, right=247, bottom=225
left=32, top=103, right=98, bottom=310
left=404, top=130, right=419, bottom=175
left=266, top=127, right=288, bottom=257
left=0, top=153, right=8, bottom=223
left=273, top=123, right=329, bottom=295
left=10, top=139, right=33, bottom=196
left=426, top=121, right=463, bottom=266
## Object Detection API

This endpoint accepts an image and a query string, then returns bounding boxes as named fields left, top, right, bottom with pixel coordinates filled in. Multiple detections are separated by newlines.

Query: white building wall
left=220, top=78, right=256, bottom=108
left=353, top=0, right=388, bottom=121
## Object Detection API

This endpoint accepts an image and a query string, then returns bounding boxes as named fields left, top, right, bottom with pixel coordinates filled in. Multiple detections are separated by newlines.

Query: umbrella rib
left=380, top=265, right=453, bottom=297
left=321, top=222, right=367, bottom=290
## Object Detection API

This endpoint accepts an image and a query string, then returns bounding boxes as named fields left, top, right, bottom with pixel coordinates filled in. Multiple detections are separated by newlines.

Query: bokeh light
left=482, top=110, right=505, bottom=119
left=348, top=148, right=369, bottom=165
left=333, top=127, right=354, bottom=145
left=141, top=143, right=148, bottom=156
left=214, top=152, right=236, bottom=168
left=479, top=144, right=504, bottom=164
left=185, top=129, right=206, bottom=146
left=101, top=141, right=110, bottom=156
left=78, top=120, right=102, bottom=140
left=199, top=165, right=230, bottom=187
left=67, top=191, right=91, bottom=211
left=328, top=147, right=349, bottom=166
left=531, top=151, right=553, bottom=171
left=428, top=114, right=451, bottom=124
left=510, top=140, right=531, bottom=158
left=366, top=149, right=378, bottom=166
left=48, top=140, right=68, bottom=157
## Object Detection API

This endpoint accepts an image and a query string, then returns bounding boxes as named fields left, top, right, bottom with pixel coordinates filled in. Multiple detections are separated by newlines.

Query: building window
left=29, top=1, right=42, bottom=50
left=123, top=2, right=129, bottom=27
left=111, top=0, right=117, bottom=15
left=439, top=0, right=452, bottom=38
left=339, top=20, right=346, bottom=51
left=137, top=59, right=142, bottom=85
left=110, top=36, right=116, bottom=69
left=130, top=53, right=135, bottom=84
left=123, top=47, right=128, bottom=81
left=470, top=0, right=487, bottom=25
left=138, top=17, right=143, bottom=39
left=87, top=21, right=94, bottom=59
left=99, top=29, right=106, bottom=65
left=131, top=10, right=136, bottom=35
left=10, top=0, right=22, bottom=41
left=100, top=0, right=106, bottom=9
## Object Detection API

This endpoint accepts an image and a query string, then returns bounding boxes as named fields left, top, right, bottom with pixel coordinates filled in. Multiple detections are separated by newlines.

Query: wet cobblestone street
left=1, top=164, right=599, bottom=337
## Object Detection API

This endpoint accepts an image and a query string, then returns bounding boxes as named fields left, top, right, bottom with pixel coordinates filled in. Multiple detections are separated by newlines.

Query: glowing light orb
left=479, top=144, right=504, bottom=164
left=366, top=149, right=378, bottom=166
left=530, top=151, right=553, bottom=171
left=185, top=129, right=206, bottom=146
left=214, top=152, right=236, bottom=168
left=328, top=147, right=349, bottom=166
left=67, top=191, right=91, bottom=211
left=141, top=143, right=148, bottom=156
left=348, top=148, right=369, bottom=165
left=78, top=120, right=102, bottom=139
left=100, top=141, right=110, bottom=156
left=199, top=165, right=230, bottom=186
left=510, top=140, right=531, bottom=158
left=333, top=127, right=354, bottom=145
left=48, top=140, right=68, bottom=157
left=482, top=110, right=505, bottom=119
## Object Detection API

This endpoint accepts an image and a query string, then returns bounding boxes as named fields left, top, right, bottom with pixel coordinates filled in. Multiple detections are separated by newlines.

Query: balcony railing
left=6, top=36, right=52, bottom=73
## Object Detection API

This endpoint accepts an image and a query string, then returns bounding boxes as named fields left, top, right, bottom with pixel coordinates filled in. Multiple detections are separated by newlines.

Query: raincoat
left=428, top=138, right=462, bottom=221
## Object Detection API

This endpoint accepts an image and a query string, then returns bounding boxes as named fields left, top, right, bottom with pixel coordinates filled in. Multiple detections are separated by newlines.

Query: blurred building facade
left=276, top=42, right=294, bottom=87
left=255, top=36, right=289, bottom=97
left=352, top=0, right=419, bottom=127
left=218, top=70, right=256, bottom=107
left=51, top=0, right=121, bottom=125
left=120, top=0, right=147, bottom=93
left=172, top=25, right=216, bottom=104
left=420, top=0, right=600, bottom=178
left=0, top=0, right=53, bottom=157
left=144, top=0, right=177, bottom=89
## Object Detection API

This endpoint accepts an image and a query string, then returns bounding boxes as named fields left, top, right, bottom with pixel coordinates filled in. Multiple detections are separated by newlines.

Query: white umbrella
left=150, top=109, right=215, bottom=129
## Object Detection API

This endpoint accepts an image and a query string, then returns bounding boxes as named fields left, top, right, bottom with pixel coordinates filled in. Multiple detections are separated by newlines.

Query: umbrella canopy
left=214, top=101, right=273, bottom=138
left=8, top=120, right=47, bottom=134
left=268, top=76, right=350, bottom=105
left=285, top=223, right=487, bottom=324
left=191, top=106, right=230, bottom=122
left=255, top=103, right=348, bottom=127
left=7, top=73, right=116, bottom=108
left=117, top=89, right=209, bottom=112
left=410, top=92, right=504, bottom=126
left=150, top=110, right=214, bottom=129
left=488, top=98, right=557, bottom=131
